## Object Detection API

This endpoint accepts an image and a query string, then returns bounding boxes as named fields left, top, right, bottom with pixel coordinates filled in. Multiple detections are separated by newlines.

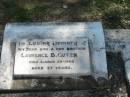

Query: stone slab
left=123, top=44, right=130, bottom=83
left=0, top=22, right=107, bottom=90
left=104, top=29, right=130, bottom=84
left=14, top=38, right=90, bottom=77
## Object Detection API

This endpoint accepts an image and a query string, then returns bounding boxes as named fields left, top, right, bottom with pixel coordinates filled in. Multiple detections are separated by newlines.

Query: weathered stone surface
left=104, top=29, right=130, bottom=81
left=14, top=38, right=91, bottom=77
left=0, top=22, right=107, bottom=90
left=105, top=29, right=130, bottom=52
left=123, top=44, right=130, bottom=83
left=0, top=29, right=129, bottom=97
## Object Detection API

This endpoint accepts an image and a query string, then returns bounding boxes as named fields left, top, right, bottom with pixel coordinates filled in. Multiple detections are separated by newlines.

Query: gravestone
left=0, top=22, right=107, bottom=91
left=14, top=38, right=91, bottom=77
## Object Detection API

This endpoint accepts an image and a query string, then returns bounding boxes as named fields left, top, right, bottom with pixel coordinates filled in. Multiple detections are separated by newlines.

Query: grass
left=0, top=0, right=130, bottom=28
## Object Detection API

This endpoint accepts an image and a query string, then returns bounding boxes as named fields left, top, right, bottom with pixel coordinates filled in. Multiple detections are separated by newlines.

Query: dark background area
left=0, top=0, right=130, bottom=28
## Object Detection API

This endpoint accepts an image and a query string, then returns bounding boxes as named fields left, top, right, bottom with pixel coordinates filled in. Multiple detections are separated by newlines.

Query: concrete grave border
left=0, top=22, right=107, bottom=90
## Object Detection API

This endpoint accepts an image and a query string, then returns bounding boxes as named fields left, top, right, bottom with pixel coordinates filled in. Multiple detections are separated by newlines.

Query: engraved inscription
left=14, top=38, right=91, bottom=76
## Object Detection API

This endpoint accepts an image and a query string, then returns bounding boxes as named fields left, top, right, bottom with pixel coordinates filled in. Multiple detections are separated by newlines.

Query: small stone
left=108, top=74, right=113, bottom=79
left=119, top=88, right=122, bottom=91
left=63, top=5, right=68, bottom=9
left=42, top=83, right=46, bottom=87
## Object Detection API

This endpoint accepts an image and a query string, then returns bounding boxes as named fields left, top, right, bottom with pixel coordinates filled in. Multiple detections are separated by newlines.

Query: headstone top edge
left=4, top=22, right=103, bottom=35
left=5, top=22, right=102, bottom=27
